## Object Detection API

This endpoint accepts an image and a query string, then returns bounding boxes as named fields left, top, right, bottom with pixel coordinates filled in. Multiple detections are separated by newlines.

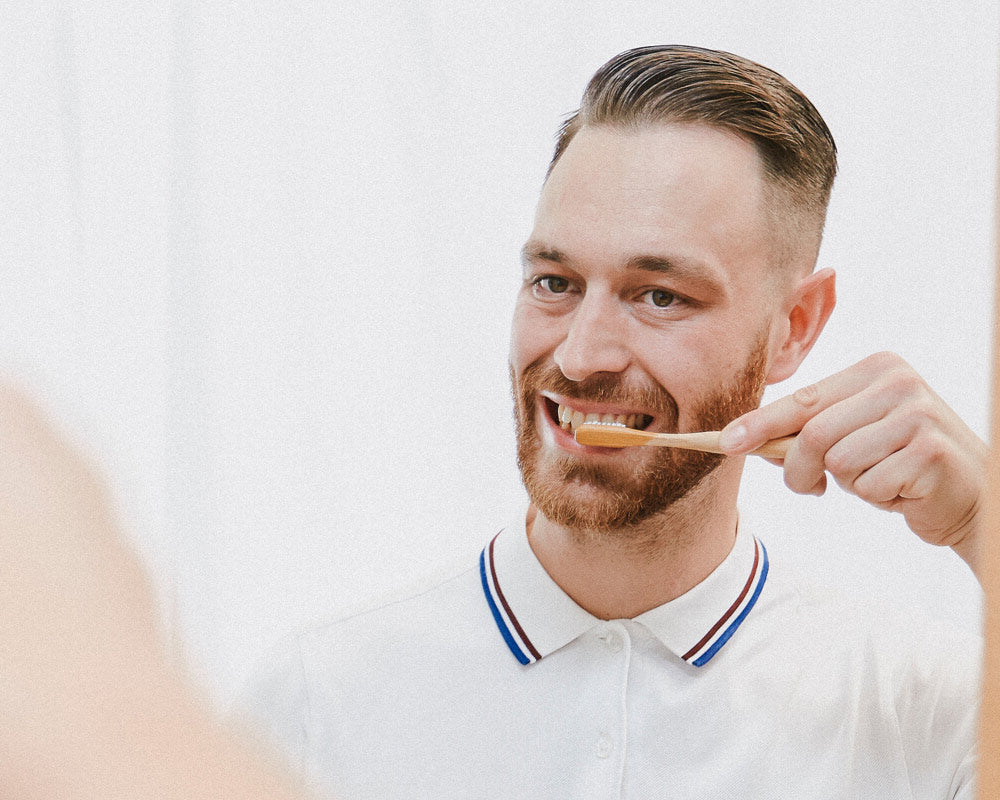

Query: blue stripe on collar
left=480, top=533, right=541, bottom=665
left=685, top=538, right=769, bottom=667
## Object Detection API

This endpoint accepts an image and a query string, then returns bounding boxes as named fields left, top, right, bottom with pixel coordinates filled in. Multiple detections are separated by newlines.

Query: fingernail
left=719, top=424, right=747, bottom=451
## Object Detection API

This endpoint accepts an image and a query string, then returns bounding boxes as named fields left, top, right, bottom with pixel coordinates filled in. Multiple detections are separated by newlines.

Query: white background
left=2, top=1, right=997, bottom=705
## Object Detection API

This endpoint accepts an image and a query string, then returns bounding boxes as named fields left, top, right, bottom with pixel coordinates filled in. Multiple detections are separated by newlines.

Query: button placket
left=592, top=622, right=630, bottom=771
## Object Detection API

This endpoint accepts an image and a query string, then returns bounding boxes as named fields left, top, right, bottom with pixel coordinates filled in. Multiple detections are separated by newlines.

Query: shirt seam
left=305, top=562, right=480, bottom=634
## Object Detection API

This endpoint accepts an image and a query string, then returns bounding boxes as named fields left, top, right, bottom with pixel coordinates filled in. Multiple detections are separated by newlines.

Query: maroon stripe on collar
left=488, top=534, right=542, bottom=662
left=681, top=538, right=761, bottom=662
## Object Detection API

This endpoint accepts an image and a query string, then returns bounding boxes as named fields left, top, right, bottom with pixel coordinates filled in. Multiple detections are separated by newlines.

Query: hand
left=719, top=352, right=989, bottom=579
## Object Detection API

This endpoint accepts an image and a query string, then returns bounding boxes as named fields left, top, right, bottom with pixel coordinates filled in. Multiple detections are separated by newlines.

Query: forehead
left=529, top=123, right=773, bottom=284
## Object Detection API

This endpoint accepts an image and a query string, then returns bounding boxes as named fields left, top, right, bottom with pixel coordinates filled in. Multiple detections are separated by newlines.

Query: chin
left=519, top=439, right=723, bottom=532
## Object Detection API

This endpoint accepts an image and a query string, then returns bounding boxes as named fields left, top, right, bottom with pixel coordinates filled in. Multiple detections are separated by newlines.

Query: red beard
left=512, top=337, right=769, bottom=531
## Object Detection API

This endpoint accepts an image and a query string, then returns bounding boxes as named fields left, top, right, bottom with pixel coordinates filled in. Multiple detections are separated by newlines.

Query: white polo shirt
left=241, top=515, right=980, bottom=799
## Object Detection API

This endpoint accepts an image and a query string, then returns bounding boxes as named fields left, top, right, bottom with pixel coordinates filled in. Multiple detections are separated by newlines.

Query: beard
left=512, top=334, right=770, bottom=532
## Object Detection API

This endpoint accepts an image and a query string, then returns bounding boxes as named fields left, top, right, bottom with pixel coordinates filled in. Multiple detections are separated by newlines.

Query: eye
left=532, top=276, right=571, bottom=295
left=646, top=289, right=677, bottom=308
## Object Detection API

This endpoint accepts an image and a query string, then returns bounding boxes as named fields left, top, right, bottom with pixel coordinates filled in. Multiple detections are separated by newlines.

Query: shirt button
left=604, top=630, right=623, bottom=653
left=596, top=733, right=614, bottom=759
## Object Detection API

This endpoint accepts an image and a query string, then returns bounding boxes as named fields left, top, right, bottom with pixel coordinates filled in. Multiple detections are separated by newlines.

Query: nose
left=553, top=291, right=631, bottom=381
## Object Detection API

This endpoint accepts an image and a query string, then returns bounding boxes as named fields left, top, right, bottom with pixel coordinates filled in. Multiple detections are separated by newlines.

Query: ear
left=765, top=267, right=836, bottom=384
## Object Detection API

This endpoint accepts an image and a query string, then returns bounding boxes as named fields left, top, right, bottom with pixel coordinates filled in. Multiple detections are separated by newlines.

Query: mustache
left=518, top=360, right=679, bottom=416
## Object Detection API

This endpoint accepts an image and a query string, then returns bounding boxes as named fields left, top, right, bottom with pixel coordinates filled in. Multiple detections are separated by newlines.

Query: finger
left=851, top=422, right=965, bottom=501
left=779, top=468, right=827, bottom=496
left=757, top=458, right=827, bottom=496
left=819, top=412, right=916, bottom=496
left=719, top=352, right=909, bottom=454
left=781, top=392, right=902, bottom=494
left=848, top=448, right=950, bottom=535
left=850, top=448, right=922, bottom=507
left=720, top=383, right=821, bottom=453
left=720, top=377, right=856, bottom=454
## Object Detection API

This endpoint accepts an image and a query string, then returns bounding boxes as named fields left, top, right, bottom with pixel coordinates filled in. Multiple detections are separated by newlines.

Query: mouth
left=544, top=397, right=654, bottom=435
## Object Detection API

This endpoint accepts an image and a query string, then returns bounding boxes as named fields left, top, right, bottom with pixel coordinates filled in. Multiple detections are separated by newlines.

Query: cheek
left=640, top=331, right=736, bottom=414
left=510, top=301, right=560, bottom=369
left=640, top=328, right=702, bottom=384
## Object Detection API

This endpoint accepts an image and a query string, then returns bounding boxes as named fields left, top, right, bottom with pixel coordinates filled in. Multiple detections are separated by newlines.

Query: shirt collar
left=479, top=512, right=768, bottom=668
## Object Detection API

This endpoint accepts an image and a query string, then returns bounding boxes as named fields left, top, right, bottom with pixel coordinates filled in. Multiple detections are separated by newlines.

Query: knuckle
left=796, top=419, right=831, bottom=452
left=909, top=429, right=949, bottom=467
left=792, top=383, right=821, bottom=408
left=875, top=368, right=919, bottom=402
left=910, top=397, right=944, bottom=429
left=852, top=472, right=893, bottom=504
left=863, top=351, right=905, bottom=372
left=823, top=446, right=851, bottom=475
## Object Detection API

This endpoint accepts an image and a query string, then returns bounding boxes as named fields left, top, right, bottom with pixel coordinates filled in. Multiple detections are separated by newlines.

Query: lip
left=540, top=391, right=653, bottom=420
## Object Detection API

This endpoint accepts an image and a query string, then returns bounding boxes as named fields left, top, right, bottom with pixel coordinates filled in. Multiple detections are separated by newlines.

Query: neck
left=525, top=460, right=743, bottom=620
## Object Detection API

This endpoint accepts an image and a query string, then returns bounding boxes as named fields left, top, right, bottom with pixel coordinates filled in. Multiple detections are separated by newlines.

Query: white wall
left=2, top=1, right=996, bottom=704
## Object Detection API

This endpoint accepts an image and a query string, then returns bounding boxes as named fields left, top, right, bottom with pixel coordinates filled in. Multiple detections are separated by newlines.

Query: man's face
left=510, top=123, right=789, bottom=531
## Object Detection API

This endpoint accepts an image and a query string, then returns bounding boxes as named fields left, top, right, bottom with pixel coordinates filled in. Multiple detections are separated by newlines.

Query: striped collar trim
left=676, top=536, right=768, bottom=666
left=480, top=534, right=542, bottom=665
left=480, top=516, right=769, bottom=668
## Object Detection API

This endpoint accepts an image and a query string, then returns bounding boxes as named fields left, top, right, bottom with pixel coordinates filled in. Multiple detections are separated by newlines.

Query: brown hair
left=550, top=45, right=838, bottom=269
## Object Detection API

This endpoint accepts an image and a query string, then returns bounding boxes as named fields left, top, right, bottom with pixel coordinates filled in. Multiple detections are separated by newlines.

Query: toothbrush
left=574, top=422, right=793, bottom=459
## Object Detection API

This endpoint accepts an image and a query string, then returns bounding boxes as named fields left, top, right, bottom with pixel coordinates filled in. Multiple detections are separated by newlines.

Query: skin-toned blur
left=0, top=385, right=311, bottom=800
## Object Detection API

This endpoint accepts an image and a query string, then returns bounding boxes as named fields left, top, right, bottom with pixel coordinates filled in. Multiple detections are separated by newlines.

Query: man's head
left=511, top=46, right=838, bottom=534
left=550, top=45, right=837, bottom=274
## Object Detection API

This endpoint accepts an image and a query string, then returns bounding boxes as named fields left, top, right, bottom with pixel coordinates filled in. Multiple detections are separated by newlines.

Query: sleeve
left=894, top=623, right=981, bottom=800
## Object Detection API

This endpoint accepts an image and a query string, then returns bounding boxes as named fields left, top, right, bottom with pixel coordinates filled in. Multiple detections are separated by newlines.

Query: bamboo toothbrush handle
left=650, top=430, right=794, bottom=459
left=746, top=435, right=795, bottom=459
left=574, top=424, right=795, bottom=459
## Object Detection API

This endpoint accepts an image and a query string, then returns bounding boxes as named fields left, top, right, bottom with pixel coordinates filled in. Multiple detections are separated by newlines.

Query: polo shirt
left=240, top=514, right=980, bottom=799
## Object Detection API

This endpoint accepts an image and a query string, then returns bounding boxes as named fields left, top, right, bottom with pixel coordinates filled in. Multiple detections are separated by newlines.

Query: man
left=242, top=46, right=985, bottom=798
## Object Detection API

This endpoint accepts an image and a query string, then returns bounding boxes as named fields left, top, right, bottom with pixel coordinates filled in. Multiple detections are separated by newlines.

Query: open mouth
left=545, top=398, right=653, bottom=434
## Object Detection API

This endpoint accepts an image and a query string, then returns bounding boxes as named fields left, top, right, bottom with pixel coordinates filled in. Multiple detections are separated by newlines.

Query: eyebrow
left=521, top=242, right=727, bottom=296
left=520, top=243, right=564, bottom=267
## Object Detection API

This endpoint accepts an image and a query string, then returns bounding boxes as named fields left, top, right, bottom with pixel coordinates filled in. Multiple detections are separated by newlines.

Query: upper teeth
left=557, top=404, right=641, bottom=432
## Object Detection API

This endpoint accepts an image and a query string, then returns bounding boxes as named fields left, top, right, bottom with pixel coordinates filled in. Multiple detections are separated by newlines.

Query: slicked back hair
left=549, top=45, right=838, bottom=271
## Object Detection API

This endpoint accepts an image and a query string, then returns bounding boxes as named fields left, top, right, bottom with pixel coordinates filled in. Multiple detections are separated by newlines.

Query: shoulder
left=754, top=546, right=980, bottom=794
left=768, top=548, right=979, bottom=653
left=247, top=555, right=496, bottom=694
left=234, top=557, right=488, bottom=738
left=757, top=546, right=981, bottom=678
left=301, top=560, right=484, bottom=659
